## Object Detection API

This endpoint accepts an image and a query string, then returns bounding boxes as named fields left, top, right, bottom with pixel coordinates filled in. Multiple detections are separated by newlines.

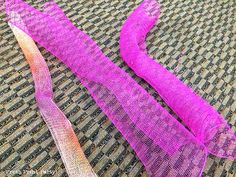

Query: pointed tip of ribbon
left=205, top=124, right=236, bottom=160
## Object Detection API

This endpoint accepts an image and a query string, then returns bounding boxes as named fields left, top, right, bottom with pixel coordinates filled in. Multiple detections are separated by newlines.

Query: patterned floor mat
left=0, top=0, right=235, bottom=176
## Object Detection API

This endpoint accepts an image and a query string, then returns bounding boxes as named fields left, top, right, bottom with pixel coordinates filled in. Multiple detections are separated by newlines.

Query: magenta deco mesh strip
left=5, top=0, right=208, bottom=176
left=120, top=0, right=236, bottom=159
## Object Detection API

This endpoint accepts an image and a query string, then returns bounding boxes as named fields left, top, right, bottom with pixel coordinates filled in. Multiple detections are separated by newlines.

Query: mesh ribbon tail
left=120, top=0, right=236, bottom=159
left=9, top=24, right=97, bottom=177
left=6, top=0, right=208, bottom=176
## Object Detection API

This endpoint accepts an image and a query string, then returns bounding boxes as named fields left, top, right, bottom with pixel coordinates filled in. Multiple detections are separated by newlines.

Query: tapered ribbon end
left=205, top=124, right=236, bottom=160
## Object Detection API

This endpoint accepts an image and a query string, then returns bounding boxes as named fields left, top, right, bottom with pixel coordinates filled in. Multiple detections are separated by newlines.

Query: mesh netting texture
left=9, top=23, right=97, bottom=177
left=120, top=0, right=236, bottom=160
left=5, top=0, right=208, bottom=176
left=1, top=0, right=236, bottom=177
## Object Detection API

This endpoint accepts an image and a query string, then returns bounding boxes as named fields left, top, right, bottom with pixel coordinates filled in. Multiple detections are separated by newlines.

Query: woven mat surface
left=0, top=0, right=235, bottom=176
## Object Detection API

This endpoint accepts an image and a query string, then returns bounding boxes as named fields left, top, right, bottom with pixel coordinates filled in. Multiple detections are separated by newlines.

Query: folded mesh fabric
left=120, top=0, right=236, bottom=159
left=5, top=0, right=208, bottom=176
left=9, top=23, right=97, bottom=177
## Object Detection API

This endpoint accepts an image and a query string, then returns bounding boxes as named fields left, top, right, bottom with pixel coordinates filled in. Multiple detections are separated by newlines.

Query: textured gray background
left=0, top=0, right=235, bottom=176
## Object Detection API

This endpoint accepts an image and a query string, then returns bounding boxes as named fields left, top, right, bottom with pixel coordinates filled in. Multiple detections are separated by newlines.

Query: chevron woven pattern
left=0, top=0, right=235, bottom=176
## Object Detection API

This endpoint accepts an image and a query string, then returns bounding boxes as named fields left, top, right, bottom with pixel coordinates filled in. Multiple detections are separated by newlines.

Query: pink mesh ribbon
left=5, top=0, right=208, bottom=176
left=9, top=23, right=97, bottom=177
left=120, top=0, right=236, bottom=159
